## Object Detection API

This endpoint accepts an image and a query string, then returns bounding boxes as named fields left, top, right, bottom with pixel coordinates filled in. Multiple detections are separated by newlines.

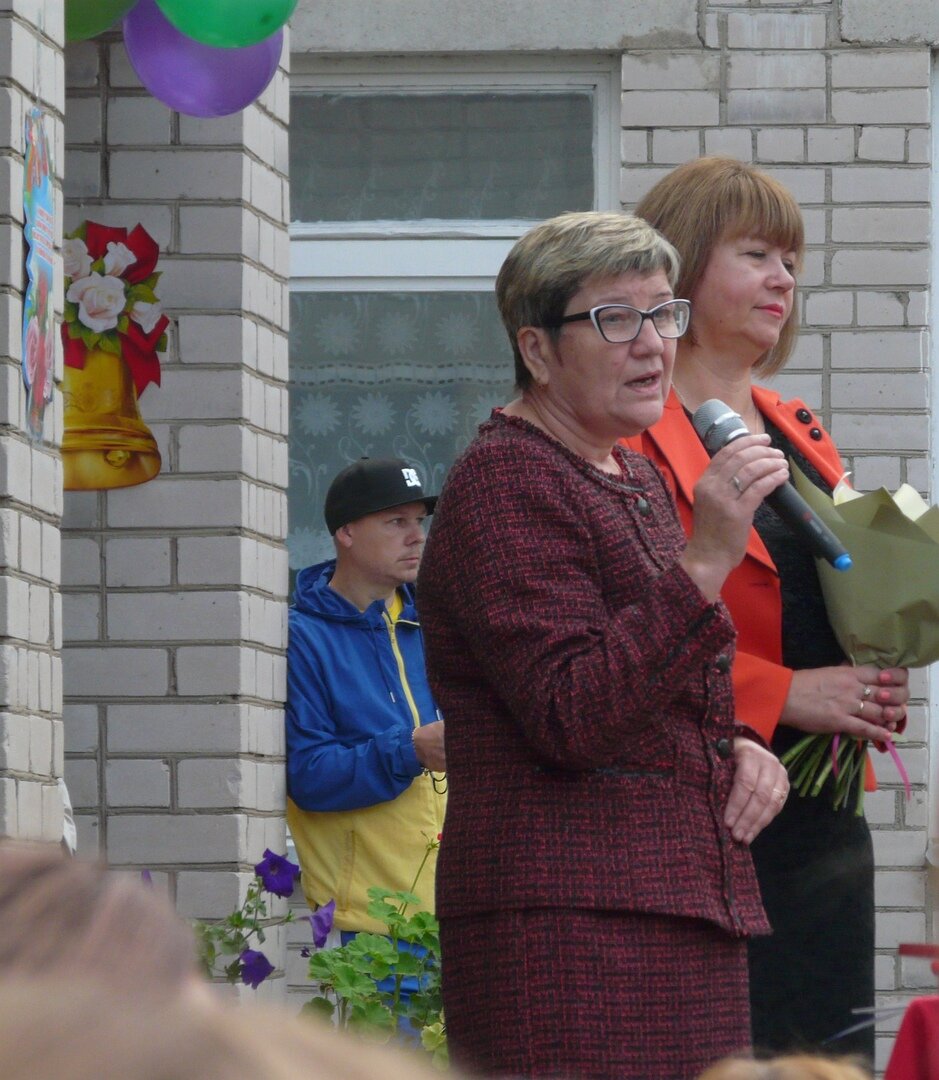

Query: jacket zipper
left=382, top=612, right=421, bottom=730
left=384, top=614, right=446, bottom=829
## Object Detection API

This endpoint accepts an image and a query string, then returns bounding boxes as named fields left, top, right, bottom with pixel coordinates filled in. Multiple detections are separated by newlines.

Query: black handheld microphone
left=691, top=399, right=852, bottom=572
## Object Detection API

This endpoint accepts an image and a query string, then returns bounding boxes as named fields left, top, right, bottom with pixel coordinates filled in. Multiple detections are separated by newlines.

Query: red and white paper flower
left=61, top=221, right=169, bottom=396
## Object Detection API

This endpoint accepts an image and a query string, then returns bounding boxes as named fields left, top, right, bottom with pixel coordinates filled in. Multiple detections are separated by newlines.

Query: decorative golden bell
left=62, top=348, right=161, bottom=491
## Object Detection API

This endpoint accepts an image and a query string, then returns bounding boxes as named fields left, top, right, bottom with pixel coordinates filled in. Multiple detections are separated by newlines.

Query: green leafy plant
left=193, top=849, right=299, bottom=988
left=189, top=839, right=447, bottom=1067
left=304, top=834, right=446, bottom=1067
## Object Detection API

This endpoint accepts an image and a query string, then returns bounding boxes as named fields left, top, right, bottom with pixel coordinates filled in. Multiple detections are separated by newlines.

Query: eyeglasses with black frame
left=546, top=299, right=691, bottom=344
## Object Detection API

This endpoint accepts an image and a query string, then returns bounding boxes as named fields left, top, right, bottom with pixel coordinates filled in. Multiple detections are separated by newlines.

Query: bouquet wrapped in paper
left=781, top=464, right=939, bottom=813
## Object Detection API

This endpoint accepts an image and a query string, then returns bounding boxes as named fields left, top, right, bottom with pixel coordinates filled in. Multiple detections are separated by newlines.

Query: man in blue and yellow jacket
left=287, top=458, right=446, bottom=936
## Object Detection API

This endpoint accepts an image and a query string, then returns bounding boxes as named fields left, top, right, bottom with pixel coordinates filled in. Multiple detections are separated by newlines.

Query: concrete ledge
left=291, top=0, right=698, bottom=53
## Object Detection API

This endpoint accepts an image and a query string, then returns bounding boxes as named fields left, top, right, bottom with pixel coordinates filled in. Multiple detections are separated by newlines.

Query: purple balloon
left=123, top=0, right=282, bottom=118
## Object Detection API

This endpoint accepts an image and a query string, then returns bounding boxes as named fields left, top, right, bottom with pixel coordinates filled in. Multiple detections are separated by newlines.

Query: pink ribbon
left=831, top=733, right=910, bottom=798
left=885, top=738, right=912, bottom=799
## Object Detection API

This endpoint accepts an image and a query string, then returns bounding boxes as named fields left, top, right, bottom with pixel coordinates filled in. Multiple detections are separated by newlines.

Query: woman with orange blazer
left=627, top=158, right=909, bottom=1062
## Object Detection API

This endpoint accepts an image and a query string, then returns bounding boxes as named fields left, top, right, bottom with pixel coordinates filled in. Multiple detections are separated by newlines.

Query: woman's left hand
left=782, top=664, right=908, bottom=739
left=724, top=738, right=789, bottom=844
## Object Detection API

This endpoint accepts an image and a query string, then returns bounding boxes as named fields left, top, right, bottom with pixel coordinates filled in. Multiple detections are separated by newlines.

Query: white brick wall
left=62, top=33, right=291, bottom=985
left=726, top=11, right=828, bottom=50
left=0, top=2, right=65, bottom=843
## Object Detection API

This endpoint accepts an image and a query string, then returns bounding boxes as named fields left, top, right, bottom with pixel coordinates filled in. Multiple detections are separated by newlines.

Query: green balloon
left=66, top=0, right=138, bottom=41
left=154, top=0, right=297, bottom=48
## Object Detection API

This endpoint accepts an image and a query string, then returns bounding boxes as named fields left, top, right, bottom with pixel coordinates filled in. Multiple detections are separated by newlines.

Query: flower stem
left=400, top=839, right=434, bottom=916
left=780, top=732, right=823, bottom=766
left=248, top=881, right=262, bottom=940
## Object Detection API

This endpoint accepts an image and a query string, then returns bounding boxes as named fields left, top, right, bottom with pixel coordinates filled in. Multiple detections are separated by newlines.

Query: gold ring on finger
left=858, top=699, right=865, bottom=715
left=731, top=475, right=743, bottom=493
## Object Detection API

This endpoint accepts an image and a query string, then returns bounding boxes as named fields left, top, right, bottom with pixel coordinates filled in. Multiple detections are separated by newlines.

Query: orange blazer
left=624, top=386, right=864, bottom=764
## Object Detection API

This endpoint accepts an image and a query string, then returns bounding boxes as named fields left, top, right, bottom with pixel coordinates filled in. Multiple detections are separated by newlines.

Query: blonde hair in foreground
left=0, top=981, right=451, bottom=1080
left=634, top=156, right=805, bottom=377
left=698, top=1054, right=871, bottom=1080
left=0, top=840, right=198, bottom=994
left=496, top=210, right=681, bottom=389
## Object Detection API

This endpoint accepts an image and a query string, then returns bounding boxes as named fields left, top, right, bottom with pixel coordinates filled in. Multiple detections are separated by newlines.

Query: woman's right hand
left=680, top=434, right=789, bottom=602
left=782, top=665, right=908, bottom=741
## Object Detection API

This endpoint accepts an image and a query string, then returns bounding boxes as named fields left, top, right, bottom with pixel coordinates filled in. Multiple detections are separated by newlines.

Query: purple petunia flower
left=309, top=898, right=336, bottom=948
left=253, top=849, right=301, bottom=898
left=239, top=948, right=275, bottom=989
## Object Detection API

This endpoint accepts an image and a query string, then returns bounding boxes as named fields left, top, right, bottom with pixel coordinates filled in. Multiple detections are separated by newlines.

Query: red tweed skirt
left=440, top=907, right=751, bottom=1080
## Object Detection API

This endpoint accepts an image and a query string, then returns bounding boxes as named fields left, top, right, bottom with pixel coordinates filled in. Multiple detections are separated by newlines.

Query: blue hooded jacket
left=286, top=559, right=440, bottom=812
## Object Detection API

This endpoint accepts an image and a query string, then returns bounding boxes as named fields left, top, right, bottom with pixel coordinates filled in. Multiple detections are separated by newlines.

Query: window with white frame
left=287, top=57, right=619, bottom=570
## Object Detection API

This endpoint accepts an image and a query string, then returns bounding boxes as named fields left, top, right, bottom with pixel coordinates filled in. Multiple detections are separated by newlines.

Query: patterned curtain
left=287, top=291, right=514, bottom=571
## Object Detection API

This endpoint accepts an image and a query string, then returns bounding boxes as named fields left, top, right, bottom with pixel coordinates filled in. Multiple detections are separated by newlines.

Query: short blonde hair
left=698, top=1054, right=871, bottom=1080
left=496, top=210, right=680, bottom=389
left=634, top=156, right=805, bottom=377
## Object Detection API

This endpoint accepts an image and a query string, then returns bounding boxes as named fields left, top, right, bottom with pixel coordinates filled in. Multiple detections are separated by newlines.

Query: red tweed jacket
left=418, top=413, right=769, bottom=937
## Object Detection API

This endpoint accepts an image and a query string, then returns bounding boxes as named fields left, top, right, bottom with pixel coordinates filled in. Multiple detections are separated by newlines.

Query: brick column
left=62, top=34, right=290, bottom=986
left=0, top=2, right=65, bottom=841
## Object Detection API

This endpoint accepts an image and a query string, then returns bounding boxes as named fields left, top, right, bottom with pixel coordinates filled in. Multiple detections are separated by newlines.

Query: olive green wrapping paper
left=791, top=462, right=939, bottom=669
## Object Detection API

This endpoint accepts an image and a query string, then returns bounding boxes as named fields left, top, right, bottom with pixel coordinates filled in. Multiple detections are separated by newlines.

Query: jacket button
left=715, top=654, right=731, bottom=673
left=796, top=408, right=812, bottom=424
left=809, top=427, right=822, bottom=440
left=636, top=496, right=652, bottom=517
left=715, top=738, right=734, bottom=760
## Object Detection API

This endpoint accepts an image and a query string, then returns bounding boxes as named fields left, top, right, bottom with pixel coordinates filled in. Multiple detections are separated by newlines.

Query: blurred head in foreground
left=0, top=982, right=451, bottom=1080
left=699, top=1055, right=871, bottom=1080
left=0, top=843, right=457, bottom=1080
left=0, top=840, right=199, bottom=994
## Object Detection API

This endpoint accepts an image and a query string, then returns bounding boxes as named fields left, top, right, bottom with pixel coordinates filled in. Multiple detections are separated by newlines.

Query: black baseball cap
left=324, top=458, right=438, bottom=534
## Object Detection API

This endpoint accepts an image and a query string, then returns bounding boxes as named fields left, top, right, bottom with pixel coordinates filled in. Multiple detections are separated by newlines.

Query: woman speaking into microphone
left=418, top=210, right=790, bottom=1079
left=629, top=157, right=909, bottom=1060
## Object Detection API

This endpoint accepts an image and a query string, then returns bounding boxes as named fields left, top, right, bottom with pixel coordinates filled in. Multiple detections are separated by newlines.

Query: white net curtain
left=287, top=291, right=512, bottom=570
